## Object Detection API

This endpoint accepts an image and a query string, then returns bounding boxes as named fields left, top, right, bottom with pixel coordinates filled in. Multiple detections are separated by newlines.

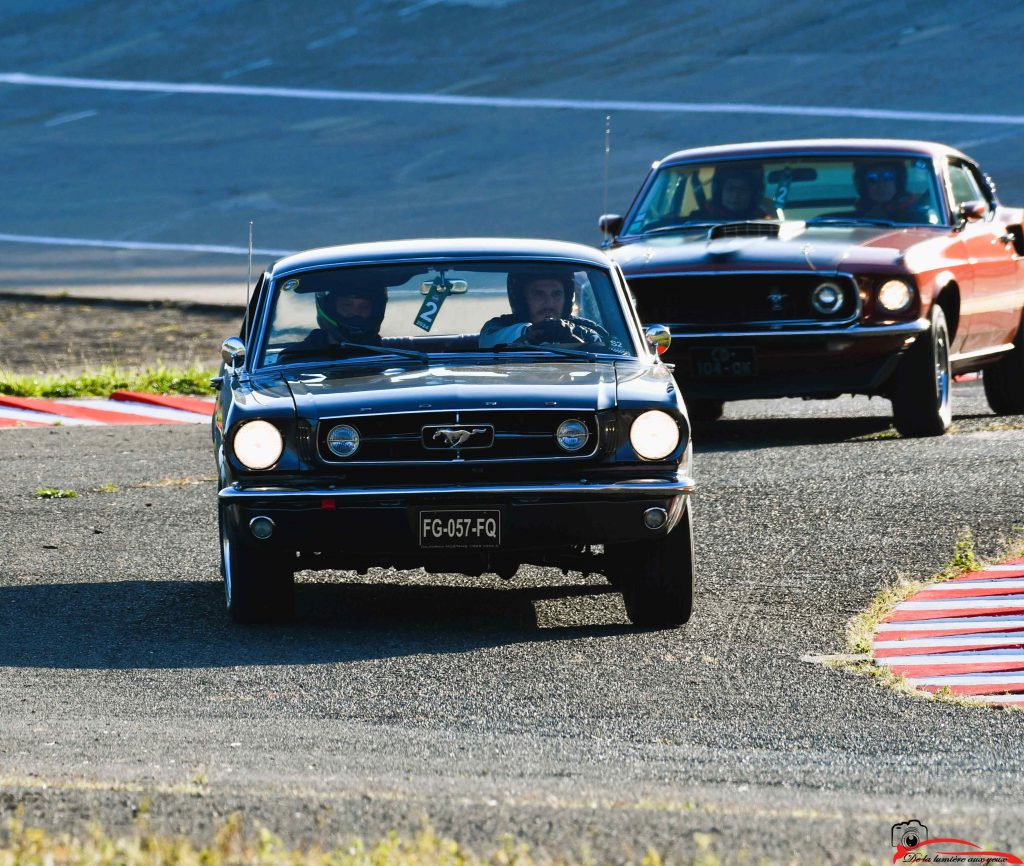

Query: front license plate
left=691, top=346, right=757, bottom=378
left=419, top=510, right=501, bottom=548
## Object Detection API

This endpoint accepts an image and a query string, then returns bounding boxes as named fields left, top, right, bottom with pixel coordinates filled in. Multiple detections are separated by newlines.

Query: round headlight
left=629, top=410, right=680, bottom=461
left=877, top=279, right=913, bottom=313
left=811, top=281, right=845, bottom=315
left=232, top=420, right=283, bottom=470
left=327, top=424, right=360, bottom=458
left=556, top=419, right=589, bottom=452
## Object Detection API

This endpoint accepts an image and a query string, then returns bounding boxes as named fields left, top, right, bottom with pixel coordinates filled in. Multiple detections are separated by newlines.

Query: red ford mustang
left=599, top=139, right=1024, bottom=436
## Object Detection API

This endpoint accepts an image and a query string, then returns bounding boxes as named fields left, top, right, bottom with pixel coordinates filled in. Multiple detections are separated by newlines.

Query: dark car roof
left=656, top=138, right=972, bottom=167
left=271, top=238, right=612, bottom=276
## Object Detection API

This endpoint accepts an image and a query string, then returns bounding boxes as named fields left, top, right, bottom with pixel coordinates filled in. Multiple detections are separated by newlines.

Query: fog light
left=643, top=507, right=668, bottom=530
left=250, top=516, right=275, bottom=540
left=811, top=281, right=845, bottom=315
left=556, top=418, right=589, bottom=452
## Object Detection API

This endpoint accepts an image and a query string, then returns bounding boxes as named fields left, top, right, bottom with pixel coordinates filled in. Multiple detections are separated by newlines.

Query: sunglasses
left=865, top=169, right=897, bottom=183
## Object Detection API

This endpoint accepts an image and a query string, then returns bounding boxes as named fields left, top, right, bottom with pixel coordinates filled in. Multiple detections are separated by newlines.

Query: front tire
left=219, top=504, right=295, bottom=623
left=607, top=504, right=695, bottom=628
left=982, top=313, right=1024, bottom=414
left=891, top=305, right=952, bottom=437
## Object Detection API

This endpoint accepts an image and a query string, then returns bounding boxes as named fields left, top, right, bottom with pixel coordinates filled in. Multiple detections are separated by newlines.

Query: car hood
left=610, top=224, right=939, bottom=274
left=283, top=360, right=631, bottom=418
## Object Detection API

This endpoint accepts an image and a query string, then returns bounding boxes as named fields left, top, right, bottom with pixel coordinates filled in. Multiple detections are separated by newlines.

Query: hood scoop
left=707, top=220, right=781, bottom=240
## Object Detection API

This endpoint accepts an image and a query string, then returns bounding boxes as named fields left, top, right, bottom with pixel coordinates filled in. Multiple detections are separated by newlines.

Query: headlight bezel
left=629, top=409, right=681, bottom=461
left=231, top=419, right=285, bottom=470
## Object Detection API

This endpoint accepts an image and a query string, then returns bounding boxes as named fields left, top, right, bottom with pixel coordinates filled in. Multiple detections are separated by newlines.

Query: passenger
left=852, top=161, right=927, bottom=222
left=479, top=271, right=607, bottom=349
left=691, top=164, right=768, bottom=221
left=304, top=275, right=388, bottom=347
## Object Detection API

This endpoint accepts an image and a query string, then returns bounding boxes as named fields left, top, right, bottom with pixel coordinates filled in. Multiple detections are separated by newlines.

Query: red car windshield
left=624, top=155, right=945, bottom=233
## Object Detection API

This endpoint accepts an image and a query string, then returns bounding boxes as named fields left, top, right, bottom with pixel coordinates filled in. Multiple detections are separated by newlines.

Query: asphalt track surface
left=3, top=1, right=1024, bottom=862
left=1, top=382, right=1023, bottom=863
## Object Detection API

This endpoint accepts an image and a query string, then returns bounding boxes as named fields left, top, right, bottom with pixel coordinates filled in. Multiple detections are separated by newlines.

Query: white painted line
left=878, top=651, right=1024, bottom=667
left=43, top=109, right=97, bottom=127
left=875, top=634, right=1024, bottom=649
left=921, top=579, right=1024, bottom=591
left=906, top=673, right=1024, bottom=686
left=973, top=694, right=1024, bottom=704
left=4, top=72, right=1024, bottom=126
left=0, top=406, right=98, bottom=426
left=57, top=398, right=210, bottom=424
left=895, top=597, right=1024, bottom=610
left=877, top=617, right=1024, bottom=631
left=984, top=564, right=1024, bottom=571
left=0, top=232, right=293, bottom=257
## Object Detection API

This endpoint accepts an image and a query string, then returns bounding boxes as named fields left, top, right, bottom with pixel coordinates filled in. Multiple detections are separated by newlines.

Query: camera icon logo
left=892, top=820, right=929, bottom=849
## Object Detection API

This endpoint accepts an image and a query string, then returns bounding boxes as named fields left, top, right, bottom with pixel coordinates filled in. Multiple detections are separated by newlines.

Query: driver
left=479, top=270, right=607, bottom=349
left=302, top=274, right=388, bottom=347
left=691, top=164, right=769, bottom=221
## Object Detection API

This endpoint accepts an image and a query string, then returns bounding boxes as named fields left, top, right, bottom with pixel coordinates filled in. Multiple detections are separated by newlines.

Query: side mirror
left=645, top=324, right=672, bottom=355
left=958, top=200, right=987, bottom=224
left=598, top=214, right=624, bottom=237
left=221, top=336, right=245, bottom=369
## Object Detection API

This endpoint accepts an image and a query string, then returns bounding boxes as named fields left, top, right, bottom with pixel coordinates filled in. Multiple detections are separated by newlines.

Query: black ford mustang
left=212, top=238, right=695, bottom=627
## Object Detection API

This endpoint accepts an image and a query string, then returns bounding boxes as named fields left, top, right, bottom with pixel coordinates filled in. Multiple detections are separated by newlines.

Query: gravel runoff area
left=1, top=367, right=1023, bottom=863
left=0, top=295, right=240, bottom=375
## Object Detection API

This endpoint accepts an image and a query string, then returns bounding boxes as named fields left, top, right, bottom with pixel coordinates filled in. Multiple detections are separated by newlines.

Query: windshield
left=623, top=155, right=945, bottom=234
left=258, top=260, right=636, bottom=367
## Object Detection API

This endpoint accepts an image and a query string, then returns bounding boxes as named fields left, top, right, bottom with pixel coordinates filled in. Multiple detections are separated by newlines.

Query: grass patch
left=35, top=488, right=77, bottom=499
left=0, top=366, right=216, bottom=398
left=0, top=817, right=725, bottom=866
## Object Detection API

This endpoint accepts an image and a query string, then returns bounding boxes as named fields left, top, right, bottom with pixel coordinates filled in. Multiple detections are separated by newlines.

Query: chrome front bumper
left=670, top=319, right=930, bottom=341
left=219, top=473, right=696, bottom=502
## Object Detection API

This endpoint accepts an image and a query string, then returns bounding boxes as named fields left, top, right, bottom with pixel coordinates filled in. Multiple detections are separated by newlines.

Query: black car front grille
left=626, top=273, right=859, bottom=329
left=317, top=410, right=600, bottom=464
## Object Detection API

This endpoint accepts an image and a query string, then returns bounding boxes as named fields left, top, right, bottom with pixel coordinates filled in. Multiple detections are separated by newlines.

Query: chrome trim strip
left=220, top=476, right=695, bottom=501
left=950, top=343, right=1015, bottom=363
left=670, top=319, right=929, bottom=340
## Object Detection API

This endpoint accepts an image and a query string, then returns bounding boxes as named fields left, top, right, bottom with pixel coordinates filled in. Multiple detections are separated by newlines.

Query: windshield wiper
left=642, top=222, right=719, bottom=236
left=805, top=216, right=897, bottom=228
left=273, top=340, right=428, bottom=363
left=489, top=342, right=599, bottom=361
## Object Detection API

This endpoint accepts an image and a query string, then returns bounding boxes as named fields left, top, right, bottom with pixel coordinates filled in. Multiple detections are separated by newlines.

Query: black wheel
left=686, top=398, right=725, bottom=426
left=891, top=305, right=952, bottom=437
left=607, top=503, right=695, bottom=628
left=219, top=504, right=295, bottom=623
left=982, top=313, right=1024, bottom=414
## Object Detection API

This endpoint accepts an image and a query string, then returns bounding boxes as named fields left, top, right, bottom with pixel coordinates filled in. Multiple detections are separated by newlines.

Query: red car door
left=947, top=159, right=1022, bottom=356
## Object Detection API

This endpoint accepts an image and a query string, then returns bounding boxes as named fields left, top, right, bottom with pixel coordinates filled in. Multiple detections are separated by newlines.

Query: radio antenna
left=602, top=115, right=612, bottom=242
left=244, top=220, right=253, bottom=342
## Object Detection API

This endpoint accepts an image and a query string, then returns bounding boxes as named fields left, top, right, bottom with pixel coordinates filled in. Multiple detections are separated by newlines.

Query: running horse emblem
left=433, top=427, right=488, bottom=448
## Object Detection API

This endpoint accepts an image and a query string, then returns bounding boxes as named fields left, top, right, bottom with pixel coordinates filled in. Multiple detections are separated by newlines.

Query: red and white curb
left=0, top=391, right=214, bottom=427
left=872, top=558, right=1024, bottom=706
